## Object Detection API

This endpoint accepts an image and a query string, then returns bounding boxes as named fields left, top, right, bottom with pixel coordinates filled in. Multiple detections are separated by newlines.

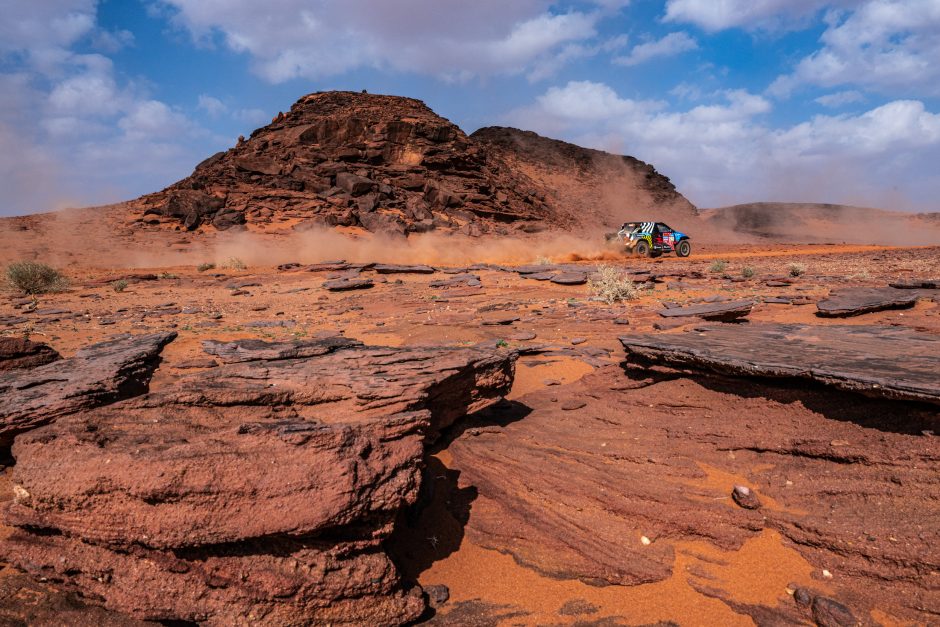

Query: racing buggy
left=606, top=221, right=691, bottom=258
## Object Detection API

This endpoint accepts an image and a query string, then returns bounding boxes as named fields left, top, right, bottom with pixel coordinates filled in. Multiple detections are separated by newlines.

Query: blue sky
left=3, top=0, right=940, bottom=216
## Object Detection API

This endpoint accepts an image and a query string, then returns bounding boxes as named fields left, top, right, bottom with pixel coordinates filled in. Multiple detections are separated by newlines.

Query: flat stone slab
left=889, top=279, right=940, bottom=289
left=656, top=299, right=754, bottom=321
left=322, top=277, right=374, bottom=291
left=620, top=323, right=940, bottom=404
left=373, top=264, right=436, bottom=274
left=816, top=287, right=920, bottom=317
left=203, top=336, right=361, bottom=363
left=550, top=272, right=588, bottom=285
left=0, top=332, right=176, bottom=448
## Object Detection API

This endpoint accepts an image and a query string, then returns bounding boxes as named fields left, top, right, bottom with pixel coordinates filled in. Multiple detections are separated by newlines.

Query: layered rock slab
left=620, top=323, right=940, bottom=405
left=816, top=287, right=921, bottom=317
left=0, top=337, right=60, bottom=371
left=449, top=366, right=939, bottom=623
left=3, top=338, right=516, bottom=625
left=0, top=332, right=176, bottom=448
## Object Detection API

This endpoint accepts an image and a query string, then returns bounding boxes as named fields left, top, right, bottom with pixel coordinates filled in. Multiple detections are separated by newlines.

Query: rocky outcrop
left=0, top=336, right=60, bottom=370
left=132, top=91, right=695, bottom=235
left=816, top=287, right=921, bottom=317
left=0, top=332, right=176, bottom=448
left=3, top=339, right=516, bottom=625
left=619, top=323, right=940, bottom=404
left=471, top=127, right=697, bottom=229
left=448, top=365, right=939, bottom=623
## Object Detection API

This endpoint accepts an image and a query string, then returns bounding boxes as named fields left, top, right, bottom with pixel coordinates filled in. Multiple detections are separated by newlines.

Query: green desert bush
left=741, top=266, right=755, bottom=278
left=709, top=259, right=728, bottom=273
left=197, top=262, right=216, bottom=272
left=5, top=261, right=69, bottom=294
left=589, top=265, right=638, bottom=304
left=111, top=279, right=128, bottom=292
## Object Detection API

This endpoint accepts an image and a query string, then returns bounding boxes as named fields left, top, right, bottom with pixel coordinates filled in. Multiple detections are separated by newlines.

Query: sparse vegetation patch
left=789, top=263, right=806, bottom=277
left=5, top=261, right=69, bottom=294
left=589, top=265, right=638, bottom=304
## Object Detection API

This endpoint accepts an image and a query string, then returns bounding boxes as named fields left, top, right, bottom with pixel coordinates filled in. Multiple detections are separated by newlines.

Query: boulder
left=336, top=172, right=375, bottom=197
left=358, top=212, right=406, bottom=237
left=2, top=341, right=516, bottom=625
left=0, top=332, right=176, bottom=449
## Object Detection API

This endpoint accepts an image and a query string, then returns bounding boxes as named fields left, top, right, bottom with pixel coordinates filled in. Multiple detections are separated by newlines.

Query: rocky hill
left=131, top=91, right=695, bottom=237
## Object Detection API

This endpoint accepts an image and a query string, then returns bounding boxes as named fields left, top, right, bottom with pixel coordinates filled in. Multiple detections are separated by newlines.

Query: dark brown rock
left=811, top=596, right=858, bottom=627
left=374, top=263, right=436, bottom=274
left=0, top=336, right=60, bottom=370
left=550, top=272, right=587, bottom=285
left=656, top=299, right=754, bottom=321
left=0, top=332, right=176, bottom=448
left=322, top=277, right=374, bottom=291
left=620, top=323, right=940, bottom=405
left=888, top=279, right=940, bottom=289
left=816, top=287, right=920, bottom=317
left=731, top=485, right=761, bottom=509
left=3, top=342, right=516, bottom=625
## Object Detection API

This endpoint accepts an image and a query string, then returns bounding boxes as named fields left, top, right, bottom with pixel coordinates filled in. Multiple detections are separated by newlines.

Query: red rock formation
left=3, top=338, right=515, bottom=625
left=0, top=336, right=60, bottom=371
left=132, top=91, right=695, bottom=235
left=0, top=332, right=176, bottom=449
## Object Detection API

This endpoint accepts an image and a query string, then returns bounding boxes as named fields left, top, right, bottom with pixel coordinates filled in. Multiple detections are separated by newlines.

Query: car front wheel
left=676, top=239, right=691, bottom=257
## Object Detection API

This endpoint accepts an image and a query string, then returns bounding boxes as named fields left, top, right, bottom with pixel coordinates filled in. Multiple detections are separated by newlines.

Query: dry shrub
left=223, top=257, right=247, bottom=270
left=589, top=265, right=638, bottom=304
left=788, top=262, right=806, bottom=277
left=5, top=261, right=69, bottom=294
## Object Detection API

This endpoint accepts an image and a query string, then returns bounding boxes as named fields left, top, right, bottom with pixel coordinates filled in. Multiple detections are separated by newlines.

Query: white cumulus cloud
left=507, top=80, right=940, bottom=211
left=614, top=31, right=698, bottom=66
left=770, top=0, right=940, bottom=97
left=159, top=0, right=620, bottom=82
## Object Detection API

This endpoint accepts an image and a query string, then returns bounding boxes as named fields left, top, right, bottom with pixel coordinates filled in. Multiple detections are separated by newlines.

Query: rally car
left=607, top=221, right=692, bottom=257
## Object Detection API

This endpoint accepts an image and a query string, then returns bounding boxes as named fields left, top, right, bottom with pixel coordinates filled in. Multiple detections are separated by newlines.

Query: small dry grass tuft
left=5, top=261, right=69, bottom=294
left=223, top=257, right=247, bottom=270
left=788, top=262, right=806, bottom=277
left=589, top=265, right=638, bottom=304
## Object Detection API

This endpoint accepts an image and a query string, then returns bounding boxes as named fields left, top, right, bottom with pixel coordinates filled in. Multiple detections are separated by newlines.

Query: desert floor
left=1, top=232, right=938, bottom=625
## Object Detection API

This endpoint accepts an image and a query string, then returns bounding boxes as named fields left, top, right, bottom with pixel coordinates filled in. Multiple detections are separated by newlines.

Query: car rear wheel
left=676, top=239, right=691, bottom=257
left=634, top=240, right=651, bottom=257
